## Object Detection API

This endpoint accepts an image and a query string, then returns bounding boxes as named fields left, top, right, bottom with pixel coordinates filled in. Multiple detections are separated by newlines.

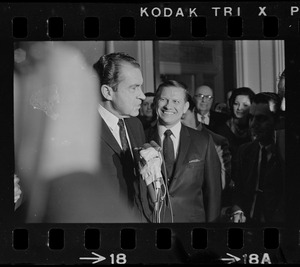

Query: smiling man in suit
left=145, top=80, right=222, bottom=223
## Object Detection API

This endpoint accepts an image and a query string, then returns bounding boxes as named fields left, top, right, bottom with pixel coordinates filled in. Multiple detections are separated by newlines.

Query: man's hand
left=231, top=210, right=246, bottom=223
left=139, top=146, right=162, bottom=186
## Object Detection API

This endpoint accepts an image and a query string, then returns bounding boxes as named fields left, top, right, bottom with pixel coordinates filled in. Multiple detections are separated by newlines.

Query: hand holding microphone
left=137, top=141, right=163, bottom=203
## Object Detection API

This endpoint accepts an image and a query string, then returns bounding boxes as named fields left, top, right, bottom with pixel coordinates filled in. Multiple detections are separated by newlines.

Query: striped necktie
left=163, top=129, right=175, bottom=183
left=118, top=119, right=130, bottom=152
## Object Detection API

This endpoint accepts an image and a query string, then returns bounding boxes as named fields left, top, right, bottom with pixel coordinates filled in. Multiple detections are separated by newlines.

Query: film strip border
left=1, top=2, right=300, bottom=39
left=12, top=16, right=283, bottom=39
left=3, top=225, right=299, bottom=264
left=1, top=1, right=300, bottom=265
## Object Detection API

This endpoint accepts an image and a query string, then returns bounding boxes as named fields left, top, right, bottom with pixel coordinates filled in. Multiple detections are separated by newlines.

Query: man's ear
left=183, top=101, right=190, bottom=114
left=101, top=85, right=113, bottom=101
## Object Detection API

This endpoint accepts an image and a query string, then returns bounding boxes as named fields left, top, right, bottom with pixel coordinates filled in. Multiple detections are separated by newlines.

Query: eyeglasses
left=194, top=94, right=213, bottom=101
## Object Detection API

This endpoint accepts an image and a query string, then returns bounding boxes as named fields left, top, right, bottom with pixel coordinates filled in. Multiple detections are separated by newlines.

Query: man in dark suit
left=93, top=52, right=150, bottom=222
left=145, top=80, right=222, bottom=223
left=231, top=93, right=285, bottom=223
left=193, top=85, right=228, bottom=133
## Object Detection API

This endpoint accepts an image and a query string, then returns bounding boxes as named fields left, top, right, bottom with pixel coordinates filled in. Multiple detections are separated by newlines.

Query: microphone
left=149, top=140, right=163, bottom=187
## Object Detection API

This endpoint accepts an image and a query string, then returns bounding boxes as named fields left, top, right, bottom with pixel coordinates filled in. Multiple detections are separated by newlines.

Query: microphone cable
left=157, top=147, right=174, bottom=223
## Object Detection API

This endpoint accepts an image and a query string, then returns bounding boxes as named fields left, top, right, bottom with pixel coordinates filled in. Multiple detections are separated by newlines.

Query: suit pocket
left=186, top=160, right=203, bottom=169
left=188, top=159, right=201, bottom=163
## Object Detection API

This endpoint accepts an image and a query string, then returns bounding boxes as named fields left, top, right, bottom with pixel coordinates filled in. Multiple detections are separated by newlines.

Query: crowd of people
left=136, top=70, right=286, bottom=223
left=14, top=51, right=288, bottom=224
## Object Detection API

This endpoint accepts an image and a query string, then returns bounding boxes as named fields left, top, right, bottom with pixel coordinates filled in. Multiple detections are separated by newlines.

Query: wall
left=235, top=40, right=285, bottom=93
left=72, top=41, right=155, bottom=94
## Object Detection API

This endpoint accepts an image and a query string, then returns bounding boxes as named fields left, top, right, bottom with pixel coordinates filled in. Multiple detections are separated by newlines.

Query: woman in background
left=213, top=87, right=255, bottom=218
left=215, top=87, right=255, bottom=160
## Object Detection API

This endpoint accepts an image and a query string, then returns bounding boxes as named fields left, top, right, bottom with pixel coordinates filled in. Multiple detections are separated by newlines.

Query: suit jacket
left=200, top=110, right=228, bottom=133
left=193, top=113, right=231, bottom=190
left=145, top=123, right=222, bottom=223
left=232, top=140, right=285, bottom=223
left=99, top=116, right=149, bottom=222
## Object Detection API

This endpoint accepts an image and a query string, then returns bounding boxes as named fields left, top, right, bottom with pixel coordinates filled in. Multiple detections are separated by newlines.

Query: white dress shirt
left=157, top=121, right=182, bottom=160
left=197, top=112, right=210, bottom=125
left=98, top=104, right=132, bottom=152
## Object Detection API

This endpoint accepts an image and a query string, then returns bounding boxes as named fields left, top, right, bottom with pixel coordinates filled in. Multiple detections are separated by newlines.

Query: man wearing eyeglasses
left=194, top=85, right=228, bottom=133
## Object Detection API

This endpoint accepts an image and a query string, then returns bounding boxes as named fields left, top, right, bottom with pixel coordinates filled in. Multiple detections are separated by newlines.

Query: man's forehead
left=196, top=86, right=213, bottom=95
left=145, top=96, right=154, bottom=102
left=161, top=86, right=186, bottom=97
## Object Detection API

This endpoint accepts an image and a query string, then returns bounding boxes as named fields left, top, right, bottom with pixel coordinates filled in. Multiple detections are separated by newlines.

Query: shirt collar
left=98, top=104, right=119, bottom=132
left=157, top=121, right=181, bottom=140
left=197, top=111, right=210, bottom=119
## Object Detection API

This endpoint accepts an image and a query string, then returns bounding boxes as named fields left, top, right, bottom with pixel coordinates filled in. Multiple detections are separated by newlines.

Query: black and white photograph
left=13, top=40, right=286, bottom=224
left=1, top=1, right=300, bottom=265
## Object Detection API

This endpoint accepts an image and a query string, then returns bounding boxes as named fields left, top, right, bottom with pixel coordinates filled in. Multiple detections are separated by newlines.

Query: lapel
left=125, top=118, right=138, bottom=149
left=124, top=119, right=141, bottom=168
left=147, top=123, right=161, bottom=146
left=209, top=110, right=217, bottom=127
left=193, top=109, right=201, bottom=128
left=100, top=117, right=122, bottom=156
left=264, top=144, right=281, bottom=179
left=172, top=125, right=191, bottom=179
left=246, top=142, right=260, bottom=187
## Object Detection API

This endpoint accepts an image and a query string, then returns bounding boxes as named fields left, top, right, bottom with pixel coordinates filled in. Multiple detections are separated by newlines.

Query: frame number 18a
left=243, top=253, right=271, bottom=264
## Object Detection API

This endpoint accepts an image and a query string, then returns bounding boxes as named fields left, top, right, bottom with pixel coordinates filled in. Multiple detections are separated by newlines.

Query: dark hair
left=186, top=93, right=195, bottom=111
left=93, top=52, right=140, bottom=92
left=154, top=80, right=189, bottom=105
left=252, top=92, right=281, bottom=119
left=145, top=92, right=155, bottom=98
left=214, top=102, right=221, bottom=110
left=229, top=87, right=255, bottom=116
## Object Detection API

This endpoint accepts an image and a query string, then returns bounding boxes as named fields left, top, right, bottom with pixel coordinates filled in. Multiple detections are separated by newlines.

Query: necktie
left=201, top=115, right=206, bottom=124
left=253, top=146, right=268, bottom=222
left=118, top=119, right=134, bottom=207
left=163, top=129, right=175, bottom=183
left=118, top=119, right=130, bottom=152
left=258, top=147, right=267, bottom=190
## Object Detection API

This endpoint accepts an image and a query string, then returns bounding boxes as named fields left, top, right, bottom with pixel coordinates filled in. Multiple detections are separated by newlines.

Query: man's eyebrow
left=129, top=83, right=141, bottom=88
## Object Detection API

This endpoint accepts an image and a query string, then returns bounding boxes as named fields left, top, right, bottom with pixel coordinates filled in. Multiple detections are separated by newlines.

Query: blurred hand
left=231, top=211, right=246, bottom=223
left=14, top=175, right=22, bottom=204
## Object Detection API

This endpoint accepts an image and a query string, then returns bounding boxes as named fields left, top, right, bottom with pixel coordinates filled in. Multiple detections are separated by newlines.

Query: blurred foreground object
left=14, top=42, right=140, bottom=222
left=14, top=174, right=22, bottom=210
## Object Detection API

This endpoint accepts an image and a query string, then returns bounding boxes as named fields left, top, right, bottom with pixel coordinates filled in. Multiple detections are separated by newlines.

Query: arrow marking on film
left=220, top=253, right=241, bottom=264
left=79, top=252, right=106, bottom=264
